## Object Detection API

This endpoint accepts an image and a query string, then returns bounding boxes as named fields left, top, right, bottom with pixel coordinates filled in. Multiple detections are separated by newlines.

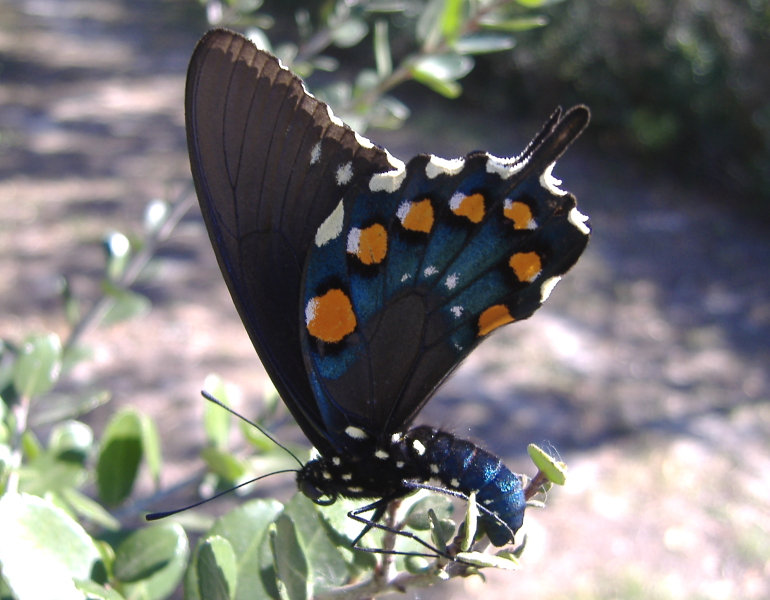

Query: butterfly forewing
left=186, top=29, right=396, bottom=453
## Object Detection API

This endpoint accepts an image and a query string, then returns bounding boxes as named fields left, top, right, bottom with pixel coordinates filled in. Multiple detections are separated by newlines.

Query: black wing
left=185, top=29, right=397, bottom=454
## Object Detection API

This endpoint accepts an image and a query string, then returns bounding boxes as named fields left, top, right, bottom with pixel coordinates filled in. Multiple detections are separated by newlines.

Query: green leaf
left=203, top=374, right=233, bottom=449
left=101, top=282, right=151, bottom=326
left=284, top=494, right=351, bottom=589
left=460, top=491, right=478, bottom=551
left=411, top=69, right=462, bottom=98
left=97, top=410, right=143, bottom=505
left=440, top=0, right=465, bottom=41
left=455, top=33, right=517, bottom=54
left=113, top=523, right=189, bottom=600
left=427, top=508, right=455, bottom=552
left=373, top=19, right=392, bottom=78
left=140, top=412, right=162, bottom=487
left=50, top=419, right=93, bottom=463
left=19, top=447, right=87, bottom=495
left=185, top=499, right=283, bottom=600
left=196, top=536, right=238, bottom=600
left=200, top=446, right=247, bottom=482
left=75, top=579, right=126, bottom=600
left=13, top=333, right=62, bottom=397
left=271, top=515, right=310, bottom=600
left=479, top=15, right=548, bottom=31
left=416, top=0, right=446, bottom=46
left=455, top=549, right=520, bottom=570
left=411, top=53, right=474, bottom=98
left=61, top=487, right=121, bottom=530
left=330, top=18, right=368, bottom=48
left=514, top=0, right=549, bottom=7
left=28, top=389, right=110, bottom=427
left=58, top=275, right=81, bottom=326
left=527, top=443, right=567, bottom=485
left=0, top=493, right=103, bottom=599
left=404, top=493, right=453, bottom=530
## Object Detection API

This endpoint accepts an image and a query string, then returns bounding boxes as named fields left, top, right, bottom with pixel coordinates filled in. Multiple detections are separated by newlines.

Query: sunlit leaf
left=13, top=333, right=62, bottom=397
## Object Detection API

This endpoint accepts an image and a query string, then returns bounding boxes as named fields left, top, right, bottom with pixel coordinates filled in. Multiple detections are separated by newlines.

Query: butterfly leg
left=402, top=480, right=518, bottom=547
left=347, top=497, right=453, bottom=559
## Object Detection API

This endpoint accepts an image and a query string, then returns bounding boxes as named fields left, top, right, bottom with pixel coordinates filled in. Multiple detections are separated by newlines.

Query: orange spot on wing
left=306, top=289, right=357, bottom=343
left=504, top=200, right=535, bottom=230
left=400, top=198, right=434, bottom=233
left=509, top=251, right=542, bottom=282
left=356, top=223, right=388, bottom=265
left=451, top=193, right=485, bottom=223
left=478, top=304, right=514, bottom=336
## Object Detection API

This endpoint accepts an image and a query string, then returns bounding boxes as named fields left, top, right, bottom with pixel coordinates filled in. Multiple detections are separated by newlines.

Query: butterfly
left=185, top=28, right=590, bottom=553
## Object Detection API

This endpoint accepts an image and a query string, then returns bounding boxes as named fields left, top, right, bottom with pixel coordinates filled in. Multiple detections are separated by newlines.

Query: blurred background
left=1, top=0, right=769, bottom=598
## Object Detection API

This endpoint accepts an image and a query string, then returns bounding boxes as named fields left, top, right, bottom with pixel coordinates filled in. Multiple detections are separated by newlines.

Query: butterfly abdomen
left=403, top=426, right=525, bottom=546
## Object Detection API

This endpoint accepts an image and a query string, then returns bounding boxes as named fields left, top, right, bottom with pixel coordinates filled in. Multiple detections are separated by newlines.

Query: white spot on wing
left=315, top=200, right=344, bottom=247
left=346, top=227, right=361, bottom=255
left=540, top=163, right=567, bottom=195
left=425, top=155, right=465, bottom=179
left=412, top=439, right=426, bottom=456
left=450, top=478, right=460, bottom=488
left=569, top=206, right=591, bottom=235
left=486, top=153, right=525, bottom=179
left=445, top=273, right=459, bottom=290
left=336, top=161, right=353, bottom=186
left=342, top=473, right=352, bottom=481
left=401, top=273, right=411, bottom=282
left=369, top=152, right=406, bottom=193
left=540, top=276, right=562, bottom=303
left=429, top=464, right=439, bottom=474
left=305, top=298, right=318, bottom=326
left=449, top=192, right=465, bottom=212
left=375, top=449, right=389, bottom=460
left=450, top=305, right=463, bottom=318
left=310, top=141, right=322, bottom=165
left=332, top=456, right=341, bottom=466
left=354, top=132, right=374, bottom=149
left=345, top=425, right=367, bottom=440
left=423, top=266, right=438, bottom=277
left=326, top=104, right=344, bottom=127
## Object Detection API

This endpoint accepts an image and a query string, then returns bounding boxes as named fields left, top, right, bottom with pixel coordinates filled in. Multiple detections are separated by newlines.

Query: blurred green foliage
left=263, top=0, right=770, bottom=216
left=487, top=0, right=770, bottom=216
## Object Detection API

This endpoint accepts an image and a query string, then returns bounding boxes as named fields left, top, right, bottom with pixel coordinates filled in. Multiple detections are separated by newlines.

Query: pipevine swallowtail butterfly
left=185, top=28, right=590, bottom=553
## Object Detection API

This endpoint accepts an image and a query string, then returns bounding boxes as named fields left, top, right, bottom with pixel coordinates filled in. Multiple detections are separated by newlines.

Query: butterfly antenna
left=145, top=469, right=298, bottom=520
left=201, top=389, right=305, bottom=467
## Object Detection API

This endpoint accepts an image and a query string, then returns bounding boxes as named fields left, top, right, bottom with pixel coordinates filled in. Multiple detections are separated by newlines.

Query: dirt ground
left=1, top=0, right=769, bottom=598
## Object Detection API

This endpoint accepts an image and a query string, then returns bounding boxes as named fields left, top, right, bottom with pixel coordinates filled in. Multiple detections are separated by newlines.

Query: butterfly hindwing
left=300, top=108, right=590, bottom=448
left=186, top=29, right=398, bottom=454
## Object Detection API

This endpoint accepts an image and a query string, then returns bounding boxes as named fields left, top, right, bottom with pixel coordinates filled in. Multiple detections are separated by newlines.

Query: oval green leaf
left=527, top=443, right=568, bottom=485
left=185, top=499, right=283, bottom=600
left=13, top=333, right=62, bottom=397
left=0, top=493, right=102, bottom=599
left=455, top=33, right=516, bottom=54
left=97, top=410, right=143, bottom=505
left=271, top=515, right=310, bottom=600
left=196, top=536, right=238, bottom=600
left=114, top=523, right=189, bottom=600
